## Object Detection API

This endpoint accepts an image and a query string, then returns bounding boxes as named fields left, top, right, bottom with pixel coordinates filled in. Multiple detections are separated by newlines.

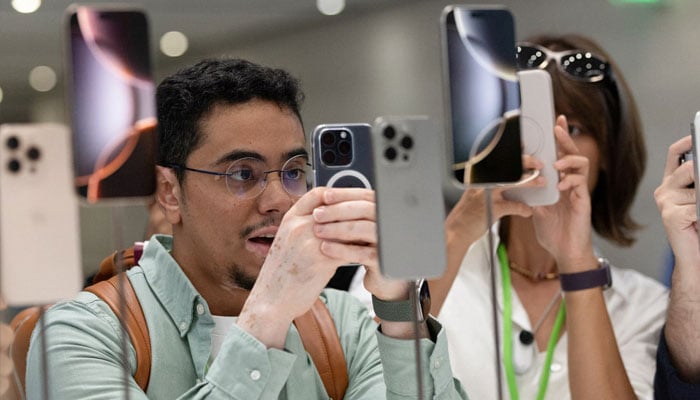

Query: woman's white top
left=438, top=230, right=668, bottom=400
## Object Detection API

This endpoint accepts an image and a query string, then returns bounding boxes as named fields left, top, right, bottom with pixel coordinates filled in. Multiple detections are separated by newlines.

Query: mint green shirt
left=26, top=235, right=468, bottom=399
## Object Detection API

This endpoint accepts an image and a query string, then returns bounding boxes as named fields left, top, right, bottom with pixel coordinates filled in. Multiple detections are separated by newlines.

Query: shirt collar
left=139, top=234, right=210, bottom=337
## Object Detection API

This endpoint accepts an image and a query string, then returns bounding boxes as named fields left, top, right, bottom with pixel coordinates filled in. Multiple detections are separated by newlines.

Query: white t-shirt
left=438, top=229, right=668, bottom=400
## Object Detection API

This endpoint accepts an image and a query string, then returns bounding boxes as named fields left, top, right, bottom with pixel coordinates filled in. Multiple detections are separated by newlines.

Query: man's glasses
left=516, top=42, right=611, bottom=83
left=165, top=154, right=311, bottom=199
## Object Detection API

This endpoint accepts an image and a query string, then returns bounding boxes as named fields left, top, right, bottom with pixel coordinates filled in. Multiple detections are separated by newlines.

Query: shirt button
left=250, top=369, right=261, bottom=381
left=196, top=303, right=205, bottom=315
left=550, top=362, right=563, bottom=373
left=434, top=359, right=441, bottom=369
left=179, top=321, right=187, bottom=331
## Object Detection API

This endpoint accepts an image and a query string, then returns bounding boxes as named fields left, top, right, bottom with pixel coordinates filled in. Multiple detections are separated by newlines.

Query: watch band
left=559, top=258, right=612, bottom=291
left=372, top=279, right=431, bottom=322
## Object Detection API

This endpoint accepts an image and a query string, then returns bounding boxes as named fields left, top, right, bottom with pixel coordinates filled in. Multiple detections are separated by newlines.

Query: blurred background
left=1, top=0, right=698, bottom=283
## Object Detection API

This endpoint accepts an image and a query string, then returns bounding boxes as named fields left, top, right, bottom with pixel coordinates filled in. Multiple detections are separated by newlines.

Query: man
left=26, top=58, right=467, bottom=399
left=654, top=135, right=700, bottom=398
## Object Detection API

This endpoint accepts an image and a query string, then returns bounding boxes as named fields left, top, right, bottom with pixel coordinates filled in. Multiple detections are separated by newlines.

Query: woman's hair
left=506, top=34, right=646, bottom=246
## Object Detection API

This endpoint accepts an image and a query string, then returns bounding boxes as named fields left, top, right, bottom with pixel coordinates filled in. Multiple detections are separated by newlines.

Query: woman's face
left=566, top=118, right=601, bottom=193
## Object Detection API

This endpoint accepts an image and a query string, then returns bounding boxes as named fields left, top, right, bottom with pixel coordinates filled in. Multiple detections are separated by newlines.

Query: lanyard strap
left=498, top=244, right=566, bottom=400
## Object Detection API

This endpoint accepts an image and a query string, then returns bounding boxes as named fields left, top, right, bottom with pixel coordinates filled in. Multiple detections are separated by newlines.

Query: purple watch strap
left=559, top=260, right=612, bottom=291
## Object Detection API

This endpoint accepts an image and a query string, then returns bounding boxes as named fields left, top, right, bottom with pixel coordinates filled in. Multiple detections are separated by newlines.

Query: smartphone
left=440, top=5, right=523, bottom=188
left=0, top=123, right=82, bottom=306
left=65, top=5, right=157, bottom=203
left=690, top=112, right=700, bottom=219
left=502, top=69, right=559, bottom=206
left=312, top=123, right=374, bottom=189
left=371, top=116, right=447, bottom=280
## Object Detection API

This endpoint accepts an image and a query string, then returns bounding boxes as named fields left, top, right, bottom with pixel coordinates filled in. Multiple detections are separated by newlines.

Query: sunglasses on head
left=516, top=42, right=612, bottom=83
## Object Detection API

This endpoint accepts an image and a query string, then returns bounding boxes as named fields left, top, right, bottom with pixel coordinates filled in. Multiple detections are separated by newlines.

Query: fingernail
left=313, top=206, right=325, bottom=221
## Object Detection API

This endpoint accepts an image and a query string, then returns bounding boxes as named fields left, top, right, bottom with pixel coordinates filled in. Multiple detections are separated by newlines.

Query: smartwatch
left=559, top=257, right=612, bottom=291
left=372, top=279, right=431, bottom=322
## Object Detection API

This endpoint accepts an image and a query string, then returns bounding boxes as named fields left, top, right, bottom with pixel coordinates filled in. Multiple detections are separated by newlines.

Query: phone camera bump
left=400, top=135, right=413, bottom=150
left=322, top=150, right=337, bottom=165
left=321, top=131, right=337, bottom=146
left=384, top=146, right=398, bottom=162
left=7, top=159, right=21, bottom=173
left=383, top=125, right=396, bottom=140
left=5, top=135, right=20, bottom=150
left=337, top=139, right=351, bottom=156
left=27, top=146, right=41, bottom=161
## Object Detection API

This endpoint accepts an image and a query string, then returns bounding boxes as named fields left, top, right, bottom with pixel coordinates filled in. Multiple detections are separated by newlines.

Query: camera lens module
left=383, top=126, right=396, bottom=140
left=7, top=158, right=21, bottom=173
left=27, top=146, right=41, bottom=161
left=5, top=135, right=20, bottom=150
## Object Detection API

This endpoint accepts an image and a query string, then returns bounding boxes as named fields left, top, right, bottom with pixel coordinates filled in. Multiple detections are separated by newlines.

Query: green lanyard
left=497, top=244, right=566, bottom=400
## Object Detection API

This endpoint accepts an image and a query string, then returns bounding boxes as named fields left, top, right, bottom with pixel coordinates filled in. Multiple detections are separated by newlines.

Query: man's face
left=172, top=99, right=307, bottom=291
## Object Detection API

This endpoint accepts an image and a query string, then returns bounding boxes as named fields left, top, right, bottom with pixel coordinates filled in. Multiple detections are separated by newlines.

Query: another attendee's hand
left=654, top=135, right=700, bottom=264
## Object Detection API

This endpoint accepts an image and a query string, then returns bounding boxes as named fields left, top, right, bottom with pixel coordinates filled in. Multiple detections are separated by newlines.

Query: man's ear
left=155, top=166, right=182, bottom=224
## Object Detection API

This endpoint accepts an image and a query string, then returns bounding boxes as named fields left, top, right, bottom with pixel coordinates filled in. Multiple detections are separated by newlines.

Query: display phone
left=312, top=123, right=375, bottom=279
left=312, top=123, right=374, bottom=189
left=0, top=123, right=82, bottom=306
left=65, top=5, right=157, bottom=203
left=441, top=5, right=523, bottom=189
left=502, top=69, right=559, bottom=206
left=371, top=116, right=447, bottom=280
left=690, top=112, right=700, bottom=221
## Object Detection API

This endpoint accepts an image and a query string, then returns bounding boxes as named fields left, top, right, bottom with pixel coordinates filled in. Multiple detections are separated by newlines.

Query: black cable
left=485, top=188, right=504, bottom=400
left=410, top=279, right=425, bottom=400
left=38, top=305, right=49, bottom=400
left=110, top=206, right=130, bottom=400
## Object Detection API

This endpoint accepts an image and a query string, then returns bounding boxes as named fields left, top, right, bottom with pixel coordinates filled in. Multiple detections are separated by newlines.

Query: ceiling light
left=317, top=0, right=345, bottom=16
left=0, top=86, right=3, bottom=104
left=12, top=0, right=41, bottom=14
left=160, top=31, right=189, bottom=57
left=28, top=66, right=56, bottom=92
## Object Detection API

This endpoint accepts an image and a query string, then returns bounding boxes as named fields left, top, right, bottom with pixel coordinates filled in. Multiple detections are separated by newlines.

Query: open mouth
left=248, top=234, right=275, bottom=246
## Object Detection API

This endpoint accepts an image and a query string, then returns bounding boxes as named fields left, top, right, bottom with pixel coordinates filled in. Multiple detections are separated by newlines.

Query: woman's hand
left=532, top=115, right=596, bottom=272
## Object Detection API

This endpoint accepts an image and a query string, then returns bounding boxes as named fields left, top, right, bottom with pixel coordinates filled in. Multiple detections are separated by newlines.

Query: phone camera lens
left=5, top=136, right=20, bottom=150
left=27, top=146, right=41, bottom=161
left=384, top=147, right=397, bottom=161
left=7, top=159, right=21, bottom=173
left=383, top=126, right=396, bottom=140
left=322, top=150, right=336, bottom=165
left=338, top=140, right=351, bottom=156
left=400, top=135, right=413, bottom=150
left=322, top=132, right=336, bottom=146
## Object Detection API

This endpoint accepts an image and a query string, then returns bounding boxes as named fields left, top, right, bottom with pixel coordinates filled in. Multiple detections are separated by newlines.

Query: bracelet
left=372, top=279, right=431, bottom=322
left=559, top=258, right=612, bottom=291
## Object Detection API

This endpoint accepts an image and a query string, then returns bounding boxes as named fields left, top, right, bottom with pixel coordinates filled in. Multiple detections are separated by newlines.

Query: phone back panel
left=503, top=69, right=559, bottom=206
left=691, top=112, right=700, bottom=226
left=312, top=123, right=374, bottom=189
left=0, top=123, right=82, bottom=305
left=371, top=116, right=447, bottom=280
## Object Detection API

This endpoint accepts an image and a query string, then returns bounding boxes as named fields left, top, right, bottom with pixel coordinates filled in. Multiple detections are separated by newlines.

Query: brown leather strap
left=9, top=306, right=43, bottom=395
left=293, top=299, right=348, bottom=400
left=85, top=274, right=151, bottom=391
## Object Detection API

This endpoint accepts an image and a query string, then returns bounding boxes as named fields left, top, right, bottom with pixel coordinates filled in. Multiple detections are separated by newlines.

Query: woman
left=431, top=34, right=668, bottom=399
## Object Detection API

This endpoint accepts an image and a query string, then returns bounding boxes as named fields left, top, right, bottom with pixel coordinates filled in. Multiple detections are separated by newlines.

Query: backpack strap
left=293, top=299, right=349, bottom=400
left=85, top=274, right=151, bottom=391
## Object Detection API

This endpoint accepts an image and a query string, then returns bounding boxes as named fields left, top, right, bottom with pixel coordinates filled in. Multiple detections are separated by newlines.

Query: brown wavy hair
left=506, top=34, right=646, bottom=246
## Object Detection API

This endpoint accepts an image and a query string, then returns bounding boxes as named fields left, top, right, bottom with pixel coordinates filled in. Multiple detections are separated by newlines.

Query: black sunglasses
left=516, top=42, right=612, bottom=83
